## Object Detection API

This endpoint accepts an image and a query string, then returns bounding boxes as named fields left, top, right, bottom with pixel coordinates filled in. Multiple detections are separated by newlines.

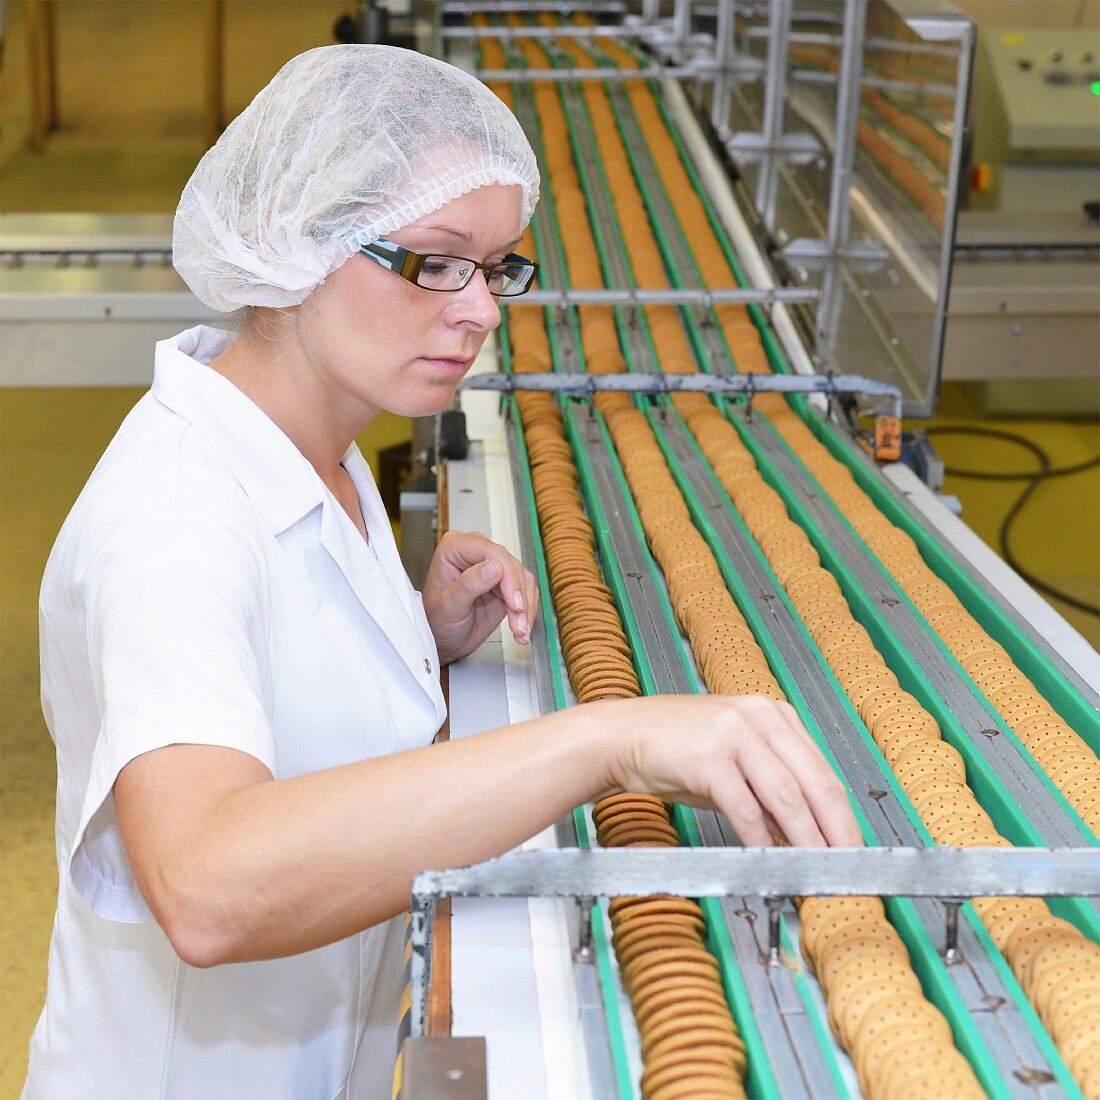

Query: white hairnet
left=173, top=44, right=539, bottom=314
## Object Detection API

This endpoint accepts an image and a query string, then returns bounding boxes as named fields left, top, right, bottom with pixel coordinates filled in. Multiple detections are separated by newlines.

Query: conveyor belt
left=522, top=25, right=1083, bottom=1096
left=567, top=401, right=847, bottom=1098
left=577, top=34, right=1096, bottom=857
left=470, top=12, right=1099, bottom=1100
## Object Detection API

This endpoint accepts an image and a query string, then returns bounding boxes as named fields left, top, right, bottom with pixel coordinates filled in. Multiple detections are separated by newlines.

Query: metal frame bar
left=443, top=24, right=652, bottom=38
left=478, top=62, right=720, bottom=80
left=514, top=285, right=817, bottom=305
left=816, top=0, right=867, bottom=351
left=459, top=369, right=903, bottom=417
left=414, top=847, right=1100, bottom=902
left=754, top=0, right=793, bottom=227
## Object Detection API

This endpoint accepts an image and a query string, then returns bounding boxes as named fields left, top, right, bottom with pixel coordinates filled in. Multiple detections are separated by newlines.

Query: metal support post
left=575, top=897, right=595, bottom=961
left=755, top=0, right=793, bottom=229
left=712, top=0, right=736, bottom=133
left=765, top=896, right=785, bottom=965
left=817, top=0, right=867, bottom=354
left=672, top=0, right=691, bottom=61
left=942, top=898, right=964, bottom=964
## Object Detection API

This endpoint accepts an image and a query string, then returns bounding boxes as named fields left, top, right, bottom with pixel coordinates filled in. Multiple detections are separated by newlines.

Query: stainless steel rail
left=461, top=370, right=902, bottom=417
left=514, top=285, right=818, bottom=305
left=415, top=846, right=1100, bottom=902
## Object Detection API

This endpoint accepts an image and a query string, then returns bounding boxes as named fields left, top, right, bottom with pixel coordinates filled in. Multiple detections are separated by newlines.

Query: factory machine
left=396, top=3, right=1100, bottom=1099
left=2, top=3, right=1099, bottom=1099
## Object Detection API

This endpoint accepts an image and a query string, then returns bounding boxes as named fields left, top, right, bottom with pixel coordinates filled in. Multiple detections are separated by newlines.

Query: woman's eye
left=422, top=259, right=450, bottom=275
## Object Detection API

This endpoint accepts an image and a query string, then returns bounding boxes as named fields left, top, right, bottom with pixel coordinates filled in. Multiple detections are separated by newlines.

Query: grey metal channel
left=587, top=67, right=1092, bottom=1076
left=655, top=410, right=1065, bottom=1097
left=538, top=37, right=1068, bottom=1093
left=655, top=410, right=925, bottom=845
left=601, top=78, right=737, bottom=377
left=568, top=403, right=843, bottom=1100
left=551, top=68, right=1041, bottom=1091
left=555, top=78, right=655, bottom=373
left=833, top=425, right=1100, bottom=713
left=745, top=413, right=1094, bottom=852
left=591, top=60, right=1091, bottom=850
left=451, top=435, right=622, bottom=1096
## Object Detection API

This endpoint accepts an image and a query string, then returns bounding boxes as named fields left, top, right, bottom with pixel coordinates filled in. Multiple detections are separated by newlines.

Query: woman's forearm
left=119, top=705, right=620, bottom=967
left=118, top=693, right=859, bottom=967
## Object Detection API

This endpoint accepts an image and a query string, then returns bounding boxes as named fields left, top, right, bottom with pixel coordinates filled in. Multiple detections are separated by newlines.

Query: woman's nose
left=448, top=272, right=503, bottom=331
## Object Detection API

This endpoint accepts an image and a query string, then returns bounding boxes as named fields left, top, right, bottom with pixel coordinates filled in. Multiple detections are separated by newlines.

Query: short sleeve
left=70, top=501, right=277, bottom=923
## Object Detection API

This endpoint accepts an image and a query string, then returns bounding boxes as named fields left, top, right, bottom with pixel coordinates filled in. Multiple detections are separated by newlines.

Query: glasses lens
left=486, top=261, right=537, bottom=297
left=416, top=256, right=475, bottom=292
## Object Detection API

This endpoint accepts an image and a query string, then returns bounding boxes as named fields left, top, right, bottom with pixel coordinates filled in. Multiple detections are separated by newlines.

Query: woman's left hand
left=421, top=530, right=539, bottom=666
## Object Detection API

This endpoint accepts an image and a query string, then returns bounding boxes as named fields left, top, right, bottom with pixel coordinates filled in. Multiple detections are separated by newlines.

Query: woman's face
left=299, top=183, right=525, bottom=421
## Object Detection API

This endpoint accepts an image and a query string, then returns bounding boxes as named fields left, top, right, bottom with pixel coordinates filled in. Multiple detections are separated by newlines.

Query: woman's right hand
left=591, top=694, right=863, bottom=849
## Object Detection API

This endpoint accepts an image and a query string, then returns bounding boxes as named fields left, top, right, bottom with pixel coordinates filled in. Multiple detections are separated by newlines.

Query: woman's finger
left=729, top=697, right=858, bottom=847
left=707, top=765, right=774, bottom=848
left=524, top=571, right=540, bottom=626
left=455, top=558, right=505, bottom=606
left=767, top=727, right=860, bottom=847
left=734, top=734, right=828, bottom=848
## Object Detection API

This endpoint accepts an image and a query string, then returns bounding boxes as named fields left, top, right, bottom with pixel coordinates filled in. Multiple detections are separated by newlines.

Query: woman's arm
left=116, top=694, right=859, bottom=968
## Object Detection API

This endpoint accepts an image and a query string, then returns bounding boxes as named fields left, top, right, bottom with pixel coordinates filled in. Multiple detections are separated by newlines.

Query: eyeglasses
left=359, top=236, right=539, bottom=297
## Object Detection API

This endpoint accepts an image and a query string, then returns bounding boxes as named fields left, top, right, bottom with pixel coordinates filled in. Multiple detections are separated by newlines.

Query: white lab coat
left=24, top=325, right=447, bottom=1099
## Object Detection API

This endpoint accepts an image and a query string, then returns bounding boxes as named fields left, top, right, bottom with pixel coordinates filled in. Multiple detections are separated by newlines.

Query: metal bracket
left=780, top=237, right=890, bottom=273
left=724, top=130, right=823, bottom=165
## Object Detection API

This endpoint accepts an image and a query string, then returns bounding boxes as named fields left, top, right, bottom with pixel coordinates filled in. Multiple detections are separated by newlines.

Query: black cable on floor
left=926, top=425, right=1100, bottom=617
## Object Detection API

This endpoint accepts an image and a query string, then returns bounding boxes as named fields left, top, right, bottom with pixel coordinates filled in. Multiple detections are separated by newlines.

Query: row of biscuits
left=513, top=23, right=988, bottom=1097
left=480, top=30, right=750, bottom=1100
left=557, top=37, right=1100, bottom=1087
left=597, top=31, right=1100, bottom=840
left=533, top=23, right=1099, bottom=1095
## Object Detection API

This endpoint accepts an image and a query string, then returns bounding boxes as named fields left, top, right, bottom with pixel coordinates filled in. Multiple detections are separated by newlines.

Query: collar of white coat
left=153, top=324, right=349, bottom=536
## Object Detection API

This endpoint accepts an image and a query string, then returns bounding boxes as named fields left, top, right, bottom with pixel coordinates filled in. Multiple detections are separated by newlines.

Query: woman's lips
left=421, top=356, right=474, bottom=377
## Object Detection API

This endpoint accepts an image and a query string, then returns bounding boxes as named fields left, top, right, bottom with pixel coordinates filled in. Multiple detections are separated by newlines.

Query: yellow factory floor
left=1, top=2, right=1098, bottom=1095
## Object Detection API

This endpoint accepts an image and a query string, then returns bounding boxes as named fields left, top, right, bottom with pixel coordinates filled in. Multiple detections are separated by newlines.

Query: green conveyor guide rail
left=581, top=33, right=1100, bottom=868
left=490, top=18, right=857, bottom=1100
left=525, top=24, right=877, bottom=1100
left=579, top=18, right=1094, bottom=1061
left=575, top=29, right=1090, bottom=1091
left=644, top=60, right=1100, bottom=757
left=527, top=23, right=1080, bottom=1097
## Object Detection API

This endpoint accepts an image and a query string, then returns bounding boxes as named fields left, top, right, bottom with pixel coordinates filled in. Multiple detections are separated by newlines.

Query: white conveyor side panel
left=884, top=463, right=1100, bottom=693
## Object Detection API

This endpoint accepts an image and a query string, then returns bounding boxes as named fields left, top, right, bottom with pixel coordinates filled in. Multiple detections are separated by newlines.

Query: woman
left=25, top=44, right=859, bottom=1099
